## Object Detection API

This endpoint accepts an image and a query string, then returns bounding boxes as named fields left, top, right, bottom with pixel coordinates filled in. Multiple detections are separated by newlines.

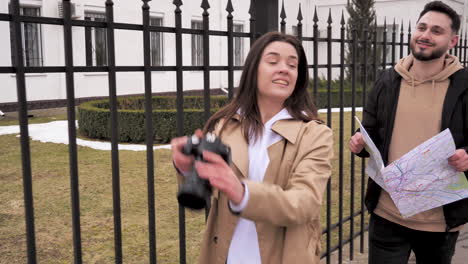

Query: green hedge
left=314, top=88, right=365, bottom=109
left=78, top=89, right=366, bottom=143
left=78, top=96, right=229, bottom=143
left=310, top=78, right=369, bottom=108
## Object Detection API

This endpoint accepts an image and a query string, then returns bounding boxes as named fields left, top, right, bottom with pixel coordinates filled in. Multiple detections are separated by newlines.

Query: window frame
left=84, top=12, right=107, bottom=67
left=150, top=16, right=164, bottom=66
left=9, top=6, right=44, bottom=67
left=191, top=20, right=203, bottom=66
left=233, top=23, right=244, bottom=67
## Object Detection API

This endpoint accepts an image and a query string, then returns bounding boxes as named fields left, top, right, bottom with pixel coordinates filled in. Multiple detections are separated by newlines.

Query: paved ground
left=453, top=226, right=468, bottom=264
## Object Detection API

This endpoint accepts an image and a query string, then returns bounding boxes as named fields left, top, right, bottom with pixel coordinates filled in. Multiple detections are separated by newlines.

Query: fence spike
left=384, top=17, right=387, bottom=30
left=392, top=18, right=396, bottom=31
left=327, top=8, right=332, bottom=24
left=280, top=0, right=286, bottom=33
left=280, top=0, right=286, bottom=20
left=297, top=3, right=303, bottom=22
left=340, top=10, right=345, bottom=26
left=313, top=6, right=318, bottom=23
left=201, top=0, right=210, bottom=10
left=173, top=0, right=183, bottom=8
left=226, top=0, right=233, bottom=14
left=408, top=20, right=411, bottom=33
left=142, top=0, right=151, bottom=9
left=400, top=19, right=404, bottom=32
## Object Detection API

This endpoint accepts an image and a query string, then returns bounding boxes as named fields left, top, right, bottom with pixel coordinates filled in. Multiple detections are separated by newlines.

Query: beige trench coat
left=190, top=117, right=333, bottom=264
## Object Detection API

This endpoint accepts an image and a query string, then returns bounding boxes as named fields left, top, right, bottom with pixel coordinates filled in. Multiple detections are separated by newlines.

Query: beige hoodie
left=374, top=54, right=463, bottom=232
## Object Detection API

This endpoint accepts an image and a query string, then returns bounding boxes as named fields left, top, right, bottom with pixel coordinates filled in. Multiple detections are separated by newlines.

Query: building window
left=10, top=7, right=43, bottom=66
left=150, top=17, right=163, bottom=66
left=233, top=23, right=244, bottom=66
left=191, top=20, right=203, bottom=66
left=292, top=25, right=298, bottom=36
left=85, top=12, right=107, bottom=66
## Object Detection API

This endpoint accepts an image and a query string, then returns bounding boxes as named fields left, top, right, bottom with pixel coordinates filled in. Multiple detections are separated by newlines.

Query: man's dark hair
left=418, top=1, right=460, bottom=33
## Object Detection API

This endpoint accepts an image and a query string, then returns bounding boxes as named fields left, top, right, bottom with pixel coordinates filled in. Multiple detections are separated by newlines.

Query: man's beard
left=410, top=40, right=448, bottom=61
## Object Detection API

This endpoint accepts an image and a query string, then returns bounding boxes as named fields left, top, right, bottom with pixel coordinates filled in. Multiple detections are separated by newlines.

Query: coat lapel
left=263, top=119, right=304, bottom=184
left=271, top=119, right=304, bottom=144
left=264, top=140, right=286, bottom=184
left=220, top=118, right=305, bottom=180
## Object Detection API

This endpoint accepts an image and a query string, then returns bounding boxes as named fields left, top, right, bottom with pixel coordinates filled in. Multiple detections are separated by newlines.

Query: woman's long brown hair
left=203, top=32, right=319, bottom=142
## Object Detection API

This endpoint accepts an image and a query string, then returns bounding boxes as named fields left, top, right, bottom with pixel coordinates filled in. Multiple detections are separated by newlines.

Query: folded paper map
left=355, top=116, right=468, bottom=218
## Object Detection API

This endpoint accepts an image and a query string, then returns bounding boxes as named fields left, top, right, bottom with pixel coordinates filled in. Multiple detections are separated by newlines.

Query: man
left=349, top=1, right=468, bottom=263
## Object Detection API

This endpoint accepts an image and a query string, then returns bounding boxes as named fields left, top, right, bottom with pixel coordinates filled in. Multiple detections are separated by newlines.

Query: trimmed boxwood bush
left=78, top=86, right=365, bottom=144
left=310, top=78, right=367, bottom=108
left=314, top=88, right=364, bottom=109
left=78, top=96, right=229, bottom=143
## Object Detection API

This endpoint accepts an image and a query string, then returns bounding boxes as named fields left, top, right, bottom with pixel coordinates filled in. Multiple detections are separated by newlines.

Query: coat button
left=213, top=236, right=218, bottom=244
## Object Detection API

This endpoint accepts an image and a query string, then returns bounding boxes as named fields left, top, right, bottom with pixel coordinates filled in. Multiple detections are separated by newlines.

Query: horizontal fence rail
left=1, top=0, right=468, bottom=264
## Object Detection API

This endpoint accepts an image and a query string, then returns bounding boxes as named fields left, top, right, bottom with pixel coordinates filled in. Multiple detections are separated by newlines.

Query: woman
left=171, top=32, right=333, bottom=264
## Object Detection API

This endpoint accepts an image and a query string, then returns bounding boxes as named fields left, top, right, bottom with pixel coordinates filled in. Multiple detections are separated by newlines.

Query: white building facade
left=0, top=0, right=467, bottom=105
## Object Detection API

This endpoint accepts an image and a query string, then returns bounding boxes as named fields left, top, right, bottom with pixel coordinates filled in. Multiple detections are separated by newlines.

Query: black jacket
left=358, top=67, right=468, bottom=230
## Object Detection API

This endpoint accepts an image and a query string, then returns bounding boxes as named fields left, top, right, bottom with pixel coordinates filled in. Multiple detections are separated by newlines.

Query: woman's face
left=256, top=41, right=299, bottom=107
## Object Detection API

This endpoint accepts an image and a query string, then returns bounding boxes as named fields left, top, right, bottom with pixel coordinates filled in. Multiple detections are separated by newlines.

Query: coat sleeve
left=356, top=71, right=386, bottom=158
left=238, top=122, right=333, bottom=226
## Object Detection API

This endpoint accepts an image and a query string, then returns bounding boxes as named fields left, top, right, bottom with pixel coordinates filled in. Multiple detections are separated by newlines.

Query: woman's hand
left=195, top=150, right=245, bottom=205
left=171, top=129, right=203, bottom=174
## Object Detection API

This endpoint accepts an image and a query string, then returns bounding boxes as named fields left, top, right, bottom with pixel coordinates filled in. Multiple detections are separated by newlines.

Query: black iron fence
left=1, top=0, right=468, bottom=264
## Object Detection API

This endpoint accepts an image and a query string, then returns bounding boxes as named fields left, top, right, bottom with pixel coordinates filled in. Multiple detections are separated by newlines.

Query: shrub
left=78, top=96, right=229, bottom=143
left=78, top=85, right=366, bottom=143
left=309, top=78, right=368, bottom=108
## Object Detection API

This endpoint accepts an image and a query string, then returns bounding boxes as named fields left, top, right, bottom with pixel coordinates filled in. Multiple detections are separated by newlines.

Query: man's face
left=410, top=11, right=458, bottom=61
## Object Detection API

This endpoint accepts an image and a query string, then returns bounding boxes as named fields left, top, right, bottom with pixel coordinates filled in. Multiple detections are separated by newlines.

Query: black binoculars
left=177, top=133, right=231, bottom=210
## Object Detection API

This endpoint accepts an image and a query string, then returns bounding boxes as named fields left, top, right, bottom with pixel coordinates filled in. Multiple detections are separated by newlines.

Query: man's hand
left=349, top=132, right=365, bottom=154
left=448, top=149, right=468, bottom=172
left=195, top=150, right=245, bottom=205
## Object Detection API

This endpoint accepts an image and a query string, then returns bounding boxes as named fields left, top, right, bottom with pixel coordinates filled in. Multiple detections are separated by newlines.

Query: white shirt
left=227, top=108, right=292, bottom=264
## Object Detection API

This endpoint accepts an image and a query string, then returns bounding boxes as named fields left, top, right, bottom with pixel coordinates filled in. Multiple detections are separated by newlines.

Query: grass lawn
left=0, top=111, right=367, bottom=263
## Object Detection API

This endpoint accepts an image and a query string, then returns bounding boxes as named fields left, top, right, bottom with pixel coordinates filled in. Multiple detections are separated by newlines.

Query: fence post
left=226, top=0, right=234, bottom=99
left=141, top=1, right=157, bottom=263
left=105, top=0, right=124, bottom=262
left=10, top=0, right=37, bottom=262
left=280, top=0, right=286, bottom=34
left=325, top=10, right=333, bottom=264
left=350, top=20, right=358, bottom=261
left=297, top=4, right=303, bottom=41
left=173, top=1, right=187, bottom=263
left=312, top=7, right=318, bottom=102
left=253, top=0, right=278, bottom=35
left=63, top=0, right=82, bottom=263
